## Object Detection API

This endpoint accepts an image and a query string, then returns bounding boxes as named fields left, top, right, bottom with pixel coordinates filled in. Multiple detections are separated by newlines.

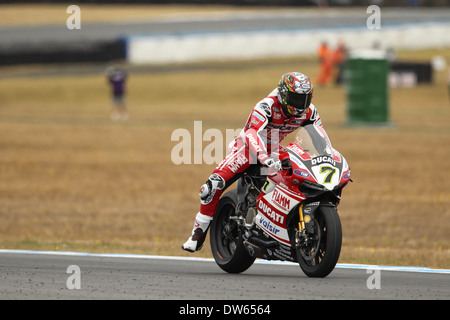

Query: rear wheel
left=210, top=190, right=255, bottom=274
left=296, top=205, right=342, bottom=278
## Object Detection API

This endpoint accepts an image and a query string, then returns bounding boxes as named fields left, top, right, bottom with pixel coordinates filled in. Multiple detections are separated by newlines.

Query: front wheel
left=296, top=205, right=342, bottom=278
left=210, top=190, right=255, bottom=274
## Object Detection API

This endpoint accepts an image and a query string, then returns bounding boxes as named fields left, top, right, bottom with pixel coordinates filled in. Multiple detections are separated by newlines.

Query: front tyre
left=297, top=205, right=342, bottom=278
left=210, top=190, right=255, bottom=274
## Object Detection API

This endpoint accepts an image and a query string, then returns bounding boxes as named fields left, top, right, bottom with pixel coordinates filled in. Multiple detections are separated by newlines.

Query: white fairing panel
left=255, top=185, right=301, bottom=246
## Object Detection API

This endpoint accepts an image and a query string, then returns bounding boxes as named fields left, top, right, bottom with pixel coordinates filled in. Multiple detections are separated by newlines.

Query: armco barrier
left=390, top=61, right=433, bottom=84
left=125, top=21, right=450, bottom=65
left=0, top=40, right=125, bottom=66
left=1, top=16, right=448, bottom=66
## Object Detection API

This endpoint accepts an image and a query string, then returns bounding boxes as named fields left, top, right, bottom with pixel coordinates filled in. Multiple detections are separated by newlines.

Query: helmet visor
left=287, top=92, right=312, bottom=114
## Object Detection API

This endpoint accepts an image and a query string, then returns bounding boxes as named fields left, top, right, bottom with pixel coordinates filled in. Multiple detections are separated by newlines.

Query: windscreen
left=293, top=124, right=333, bottom=157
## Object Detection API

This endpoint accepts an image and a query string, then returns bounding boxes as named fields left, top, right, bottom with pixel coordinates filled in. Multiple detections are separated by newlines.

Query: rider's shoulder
left=304, top=103, right=320, bottom=121
left=254, top=101, right=272, bottom=118
left=254, top=90, right=277, bottom=118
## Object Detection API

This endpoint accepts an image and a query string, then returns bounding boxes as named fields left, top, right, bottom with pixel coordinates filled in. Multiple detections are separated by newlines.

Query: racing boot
left=181, top=212, right=213, bottom=252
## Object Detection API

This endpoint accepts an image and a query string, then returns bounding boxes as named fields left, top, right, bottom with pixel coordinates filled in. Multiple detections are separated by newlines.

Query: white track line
left=0, top=249, right=448, bottom=274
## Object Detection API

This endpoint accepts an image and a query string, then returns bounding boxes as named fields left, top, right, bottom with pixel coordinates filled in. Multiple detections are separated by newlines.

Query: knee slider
left=199, top=174, right=225, bottom=205
left=199, top=180, right=212, bottom=200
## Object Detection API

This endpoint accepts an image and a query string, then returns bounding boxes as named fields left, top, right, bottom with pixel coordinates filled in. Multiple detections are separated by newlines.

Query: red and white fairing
left=254, top=124, right=351, bottom=246
left=255, top=182, right=303, bottom=246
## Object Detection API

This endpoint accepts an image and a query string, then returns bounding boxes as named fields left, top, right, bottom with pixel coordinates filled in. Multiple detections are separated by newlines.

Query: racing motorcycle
left=209, top=124, right=351, bottom=278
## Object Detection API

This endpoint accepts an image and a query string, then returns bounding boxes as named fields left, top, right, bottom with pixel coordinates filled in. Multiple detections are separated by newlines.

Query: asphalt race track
left=1, top=7, right=449, bottom=304
left=0, top=250, right=448, bottom=300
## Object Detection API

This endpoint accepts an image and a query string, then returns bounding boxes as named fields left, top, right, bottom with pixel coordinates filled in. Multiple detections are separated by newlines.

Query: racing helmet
left=277, top=72, right=314, bottom=117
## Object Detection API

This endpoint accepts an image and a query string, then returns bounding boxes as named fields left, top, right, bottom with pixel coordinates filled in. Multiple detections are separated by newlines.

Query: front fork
left=294, top=202, right=308, bottom=249
left=294, top=202, right=320, bottom=261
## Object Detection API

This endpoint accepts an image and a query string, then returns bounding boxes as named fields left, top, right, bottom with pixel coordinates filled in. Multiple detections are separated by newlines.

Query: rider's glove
left=258, top=153, right=282, bottom=177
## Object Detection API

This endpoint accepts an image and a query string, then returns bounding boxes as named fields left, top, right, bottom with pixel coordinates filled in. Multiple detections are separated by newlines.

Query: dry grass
left=0, top=51, right=449, bottom=269
left=0, top=4, right=289, bottom=27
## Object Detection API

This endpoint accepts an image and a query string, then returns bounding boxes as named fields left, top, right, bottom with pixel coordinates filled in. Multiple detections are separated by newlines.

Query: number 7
left=320, top=166, right=336, bottom=183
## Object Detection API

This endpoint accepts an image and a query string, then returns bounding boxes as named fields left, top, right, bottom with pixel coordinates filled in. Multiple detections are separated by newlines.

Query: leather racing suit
left=199, top=88, right=325, bottom=217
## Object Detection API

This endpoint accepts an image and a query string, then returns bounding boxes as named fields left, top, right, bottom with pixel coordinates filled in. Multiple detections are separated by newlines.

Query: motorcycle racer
left=182, top=72, right=327, bottom=252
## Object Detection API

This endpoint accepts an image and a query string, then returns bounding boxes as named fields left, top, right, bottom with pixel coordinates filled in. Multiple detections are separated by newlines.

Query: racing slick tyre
left=210, top=189, right=256, bottom=274
left=297, top=205, right=342, bottom=278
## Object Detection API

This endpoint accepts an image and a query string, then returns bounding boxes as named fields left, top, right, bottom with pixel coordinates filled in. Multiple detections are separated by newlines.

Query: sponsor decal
left=245, top=133, right=264, bottom=153
left=289, top=119, right=305, bottom=125
left=253, top=111, right=265, bottom=122
left=343, top=171, right=351, bottom=180
left=332, top=150, right=342, bottom=163
left=258, top=200, right=285, bottom=225
left=294, top=169, right=310, bottom=178
left=271, top=189, right=291, bottom=210
left=227, top=153, right=248, bottom=173
left=309, top=107, right=318, bottom=121
left=266, top=123, right=299, bottom=131
left=259, top=216, right=280, bottom=235
left=311, top=155, right=335, bottom=166
left=289, top=144, right=305, bottom=156
left=258, top=102, right=271, bottom=116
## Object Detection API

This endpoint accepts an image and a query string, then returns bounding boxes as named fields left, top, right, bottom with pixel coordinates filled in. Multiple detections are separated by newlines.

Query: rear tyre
left=210, top=190, right=255, bottom=274
left=297, top=205, right=342, bottom=278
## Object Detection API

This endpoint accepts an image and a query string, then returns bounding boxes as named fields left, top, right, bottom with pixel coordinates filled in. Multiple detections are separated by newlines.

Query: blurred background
left=0, top=1, right=449, bottom=268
